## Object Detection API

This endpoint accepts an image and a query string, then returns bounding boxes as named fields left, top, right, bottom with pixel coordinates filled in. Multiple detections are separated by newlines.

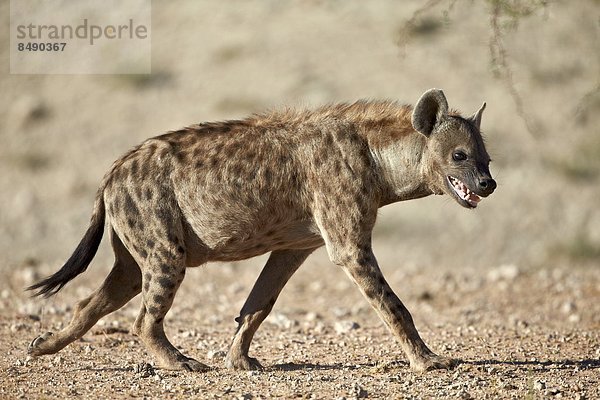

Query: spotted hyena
left=28, top=89, right=496, bottom=372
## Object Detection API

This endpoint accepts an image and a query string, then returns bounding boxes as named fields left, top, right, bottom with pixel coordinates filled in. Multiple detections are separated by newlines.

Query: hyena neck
left=347, top=102, right=434, bottom=206
left=369, top=133, right=433, bottom=206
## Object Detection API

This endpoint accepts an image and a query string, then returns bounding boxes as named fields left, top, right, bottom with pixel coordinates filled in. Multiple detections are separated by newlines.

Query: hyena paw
left=163, top=356, right=211, bottom=372
left=28, top=332, right=55, bottom=356
left=411, top=353, right=459, bottom=372
left=225, top=353, right=263, bottom=371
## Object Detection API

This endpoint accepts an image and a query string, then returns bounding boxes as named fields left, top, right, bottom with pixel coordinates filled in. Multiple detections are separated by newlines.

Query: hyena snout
left=476, top=176, right=496, bottom=197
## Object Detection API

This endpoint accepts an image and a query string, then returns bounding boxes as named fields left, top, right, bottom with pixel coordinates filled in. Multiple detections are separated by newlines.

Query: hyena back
left=28, top=89, right=496, bottom=372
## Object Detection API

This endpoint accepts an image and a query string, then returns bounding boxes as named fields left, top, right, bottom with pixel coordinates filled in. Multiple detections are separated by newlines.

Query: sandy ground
left=1, top=0, right=599, bottom=398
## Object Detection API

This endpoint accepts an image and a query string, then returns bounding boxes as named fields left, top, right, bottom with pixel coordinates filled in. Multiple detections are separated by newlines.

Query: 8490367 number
left=17, top=42, right=67, bottom=51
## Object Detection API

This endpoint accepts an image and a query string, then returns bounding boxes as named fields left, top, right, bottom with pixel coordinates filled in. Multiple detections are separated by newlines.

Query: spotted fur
left=28, top=89, right=495, bottom=372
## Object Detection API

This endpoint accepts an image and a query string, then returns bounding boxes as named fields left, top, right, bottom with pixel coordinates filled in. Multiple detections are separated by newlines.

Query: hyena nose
left=478, top=178, right=497, bottom=196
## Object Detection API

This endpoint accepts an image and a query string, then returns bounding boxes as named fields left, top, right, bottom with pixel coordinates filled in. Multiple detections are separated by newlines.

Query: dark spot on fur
left=393, top=305, right=404, bottom=317
left=147, top=307, right=160, bottom=316
left=156, top=207, right=170, bottom=225
left=358, top=255, right=370, bottom=265
left=384, top=289, right=394, bottom=298
left=127, top=218, right=136, bottom=229
left=138, top=248, right=148, bottom=259
left=147, top=143, right=158, bottom=153
left=241, top=196, right=252, bottom=207
left=159, top=147, right=169, bottom=158
left=153, top=294, right=165, bottom=304
left=130, top=159, right=139, bottom=175
left=144, top=273, right=151, bottom=282
left=123, top=192, right=140, bottom=216
left=195, top=160, right=203, bottom=169
left=224, top=145, right=236, bottom=158
left=158, top=276, right=175, bottom=289
left=333, top=162, right=342, bottom=175
left=378, top=276, right=386, bottom=286
left=111, top=196, right=121, bottom=214
left=231, top=164, right=243, bottom=177
left=143, top=282, right=150, bottom=291
left=363, top=287, right=377, bottom=299
left=147, top=239, right=155, bottom=249
left=177, top=246, right=185, bottom=254
left=144, top=187, right=153, bottom=201
left=167, top=233, right=179, bottom=245
left=155, top=317, right=164, bottom=324
left=160, top=263, right=170, bottom=274
left=264, top=169, right=272, bottom=182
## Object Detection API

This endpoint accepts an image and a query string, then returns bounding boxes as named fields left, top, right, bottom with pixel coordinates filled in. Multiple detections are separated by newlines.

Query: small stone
left=533, top=380, right=546, bottom=390
left=334, top=321, right=360, bottom=334
left=457, top=390, right=472, bottom=399
left=134, top=362, right=155, bottom=378
left=417, top=291, right=433, bottom=301
left=305, top=312, right=320, bottom=321
left=331, top=307, right=351, bottom=318
left=561, top=301, right=576, bottom=314
left=207, top=350, right=226, bottom=360
left=10, top=323, right=26, bottom=333
left=354, top=383, right=368, bottom=398
left=487, top=264, right=520, bottom=282
left=568, top=314, right=580, bottom=323
left=266, top=313, right=298, bottom=329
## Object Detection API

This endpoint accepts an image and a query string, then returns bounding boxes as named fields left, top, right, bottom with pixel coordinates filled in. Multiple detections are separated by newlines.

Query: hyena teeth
left=26, top=88, right=495, bottom=373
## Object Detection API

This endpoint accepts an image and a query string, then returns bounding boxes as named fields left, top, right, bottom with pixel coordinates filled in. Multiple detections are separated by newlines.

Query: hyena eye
left=452, top=151, right=467, bottom=161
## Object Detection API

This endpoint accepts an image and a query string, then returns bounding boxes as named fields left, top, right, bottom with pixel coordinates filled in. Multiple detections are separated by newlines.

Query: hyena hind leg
left=28, top=230, right=142, bottom=356
left=131, top=248, right=209, bottom=372
left=226, top=248, right=315, bottom=370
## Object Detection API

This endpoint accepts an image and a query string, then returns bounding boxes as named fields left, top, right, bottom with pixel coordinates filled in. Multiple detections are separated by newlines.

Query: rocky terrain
left=1, top=1, right=598, bottom=398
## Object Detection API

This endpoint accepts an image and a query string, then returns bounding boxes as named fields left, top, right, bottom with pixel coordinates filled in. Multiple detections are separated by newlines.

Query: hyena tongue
left=467, top=193, right=482, bottom=207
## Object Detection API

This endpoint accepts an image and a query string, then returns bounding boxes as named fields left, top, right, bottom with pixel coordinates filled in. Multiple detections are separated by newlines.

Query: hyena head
left=412, top=89, right=496, bottom=208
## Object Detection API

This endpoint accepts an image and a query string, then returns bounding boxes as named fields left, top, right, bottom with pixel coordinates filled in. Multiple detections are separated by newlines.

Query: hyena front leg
left=226, top=248, right=316, bottom=370
left=29, top=230, right=141, bottom=356
left=337, top=246, right=457, bottom=371
left=315, top=202, right=457, bottom=372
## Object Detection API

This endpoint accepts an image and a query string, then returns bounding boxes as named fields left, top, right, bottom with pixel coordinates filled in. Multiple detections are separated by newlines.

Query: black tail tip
left=26, top=279, right=64, bottom=298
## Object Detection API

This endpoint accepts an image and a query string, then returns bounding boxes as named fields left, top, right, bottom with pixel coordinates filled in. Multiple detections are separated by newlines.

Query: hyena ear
left=469, top=102, right=486, bottom=130
left=411, top=88, right=449, bottom=137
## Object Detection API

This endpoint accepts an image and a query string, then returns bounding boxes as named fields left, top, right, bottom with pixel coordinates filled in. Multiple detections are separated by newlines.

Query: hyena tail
left=28, top=187, right=106, bottom=298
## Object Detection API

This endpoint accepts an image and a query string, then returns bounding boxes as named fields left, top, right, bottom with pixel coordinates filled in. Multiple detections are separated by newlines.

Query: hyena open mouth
left=448, top=176, right=481, bottom=208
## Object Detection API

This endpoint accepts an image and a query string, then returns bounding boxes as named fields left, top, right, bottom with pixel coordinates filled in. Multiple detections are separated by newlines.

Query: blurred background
left=0, top=0, right=598, bottom=285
